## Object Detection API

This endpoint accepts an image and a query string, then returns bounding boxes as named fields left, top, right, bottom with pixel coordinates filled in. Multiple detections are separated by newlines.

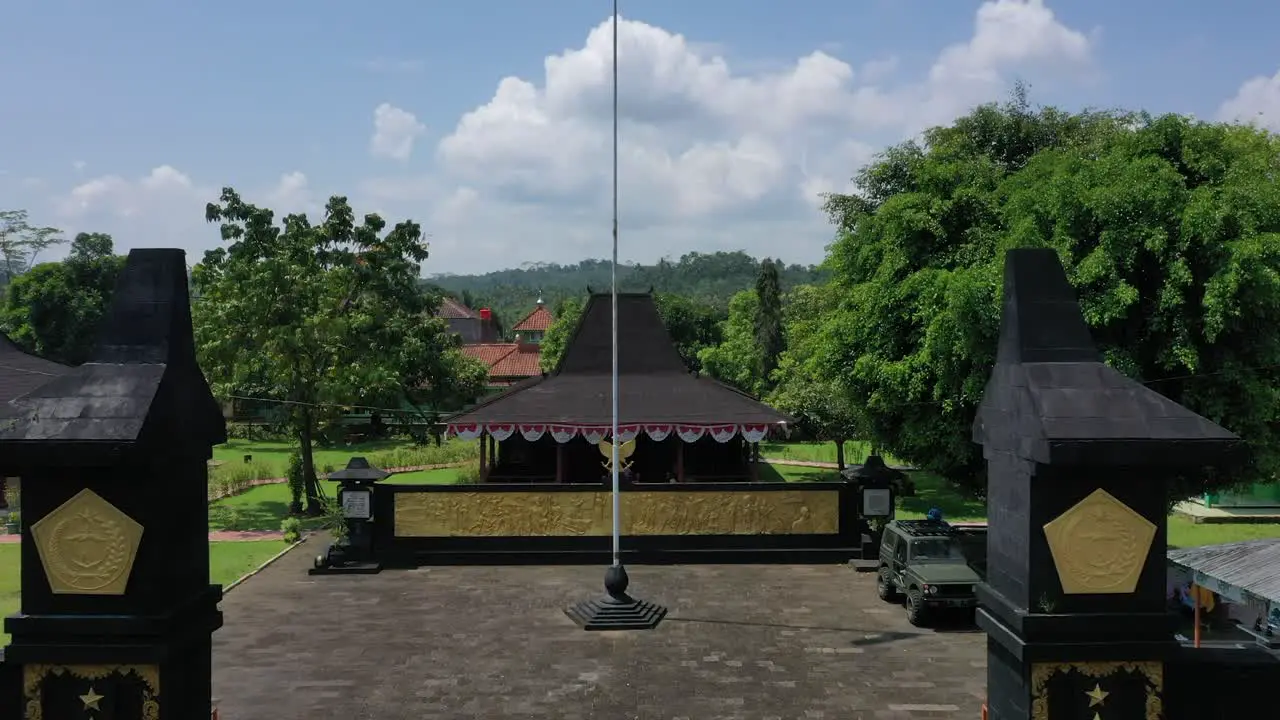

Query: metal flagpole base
left=565, top=564, right=667, bottom=631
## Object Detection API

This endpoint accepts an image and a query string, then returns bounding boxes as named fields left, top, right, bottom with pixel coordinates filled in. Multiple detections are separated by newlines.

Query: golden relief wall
left=393, top=489, right=841, bottom=537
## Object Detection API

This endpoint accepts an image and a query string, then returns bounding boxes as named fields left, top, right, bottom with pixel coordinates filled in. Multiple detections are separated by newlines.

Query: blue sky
left=2, top=0, right=1279, bottom=274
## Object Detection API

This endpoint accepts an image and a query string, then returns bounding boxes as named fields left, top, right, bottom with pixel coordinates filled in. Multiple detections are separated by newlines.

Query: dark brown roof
left=447, top=293, right=789, bottom=426
left=513, top=304, right=553, bottom=332
left=436, top=297, right=479, bottom=320
left=0, top=333, right=69, bottom=404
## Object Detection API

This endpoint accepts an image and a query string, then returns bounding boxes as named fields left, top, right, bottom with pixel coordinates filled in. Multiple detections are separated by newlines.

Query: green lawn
left=890, top=471, right=1280, bottom=548
left=208, top=466, right=468, bottom=532
left=0, top=540, right=287, bottom=646
left=211, top=438, right=474, bottom=477
left=759, top=440, right=904, bottom=466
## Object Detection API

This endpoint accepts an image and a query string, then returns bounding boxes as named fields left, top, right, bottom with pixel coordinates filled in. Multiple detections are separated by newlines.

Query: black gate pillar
left=0, top=249, right=227, bottom=718
left=973, top=249, right=1238, bottom=720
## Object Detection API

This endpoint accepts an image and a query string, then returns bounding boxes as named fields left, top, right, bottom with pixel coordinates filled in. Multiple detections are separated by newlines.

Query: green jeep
left=876, top=519, right=981, bottom=626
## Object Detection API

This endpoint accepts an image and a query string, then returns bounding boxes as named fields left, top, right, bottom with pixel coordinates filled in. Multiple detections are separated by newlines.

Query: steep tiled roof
left=0, top=333, right=69, bottom=404
left=437, top=296, right=479, bottom=320
left=461, top=342, right=542, bottom=381
left=462, top=343, right=518, bottom=366
left=489, top=344, right=542, bottom=378
left=513, top=304, right=554, bottom=332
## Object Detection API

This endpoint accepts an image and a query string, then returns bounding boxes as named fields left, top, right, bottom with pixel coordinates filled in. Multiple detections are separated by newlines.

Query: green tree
left=653, top=293, right=724, bottom=372
left=539, top=296, right=584, bottom=372
left=818, top=92, right=1280, bottom=498
left=754, top=258, right=784, bottom=383
left=698, top=289, right=764, bottom=394
left=0, top=232, right=125, bottom=364
left=0, top=210, right=63, bottom=287
left=768, top=284, right=863, bottom=469
left=194, top=188, right=481, bottom=513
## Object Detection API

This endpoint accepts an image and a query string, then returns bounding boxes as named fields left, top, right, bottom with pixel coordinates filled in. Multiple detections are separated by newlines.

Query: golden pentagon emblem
left=31, top=489, right=144, bottom=595
left=1043, top=488, right=1156, bottom=595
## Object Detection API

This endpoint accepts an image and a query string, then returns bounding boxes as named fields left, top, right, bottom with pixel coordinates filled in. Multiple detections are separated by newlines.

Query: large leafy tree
left=0, top=232, right=125, bottom=364
left=194, top=189, right=484, bottom=513
left=698, top=289, right=765, bottom=395
left=768, top=284, right=864, bottom=469
left=0, top=210, right=63, bottom=288
left=754, top=258, right=784, bottom=383
left=818, top=91, right=1280, bottom=498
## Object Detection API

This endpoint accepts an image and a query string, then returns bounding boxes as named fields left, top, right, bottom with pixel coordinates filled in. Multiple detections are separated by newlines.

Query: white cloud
left=370, top=103, right=427, bottom=162
left=1217, top=69, right=1280, bottom=131
left=265, top=171, right=318, bottom=216
left=422, top=0, right=1096, bottom=266
left=47, top=1, right=1098, bottom=274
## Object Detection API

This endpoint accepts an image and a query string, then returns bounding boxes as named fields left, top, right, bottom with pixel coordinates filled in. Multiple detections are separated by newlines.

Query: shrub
left=7, top=511, right=20, bottom=527
left=320, top=498, right=349, bottom=543
left=453, top=464, right=482, bottom=485
left=209, top=504, right=242, bottom=530
left=285, top=451, right=305, bottom=515
left=225, top=422, right=290, bottom=442
left=208, top=460, right=275, bottom=500
left=364, top=439, right=474, bottom=471
left=281, top=516, right=302, bottom=544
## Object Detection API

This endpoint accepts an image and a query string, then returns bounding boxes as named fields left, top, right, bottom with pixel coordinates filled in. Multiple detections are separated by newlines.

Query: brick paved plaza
left=212, top=544, right=986, bottom=719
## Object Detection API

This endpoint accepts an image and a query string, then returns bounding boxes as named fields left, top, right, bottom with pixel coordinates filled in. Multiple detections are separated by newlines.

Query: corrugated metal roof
left=1168, top=539, right=1280, bottom=604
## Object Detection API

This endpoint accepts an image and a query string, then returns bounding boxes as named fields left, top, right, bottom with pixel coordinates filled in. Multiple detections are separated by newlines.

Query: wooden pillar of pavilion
left=750, top=442, right=760, bottom=482
left=478, top=434, right=488, bottom=481
left=555, top=443, right=564, bottom=483
left=676, top=440, right=685, bottom=483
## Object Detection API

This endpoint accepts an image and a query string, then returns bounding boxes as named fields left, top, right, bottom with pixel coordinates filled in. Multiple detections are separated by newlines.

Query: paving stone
left=212, top=544, right=985, bottom=719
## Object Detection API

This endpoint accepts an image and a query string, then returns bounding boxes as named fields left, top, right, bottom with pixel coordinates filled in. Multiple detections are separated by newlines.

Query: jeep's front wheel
left=877, top=567, right=899, bottom=602
left=906, top=588, right=928, bottom=627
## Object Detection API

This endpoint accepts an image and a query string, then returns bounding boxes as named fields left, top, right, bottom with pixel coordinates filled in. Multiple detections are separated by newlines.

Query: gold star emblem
left=1086, top=683, right=1109, bottom=707
left=80, top=685, right=104, bottom=710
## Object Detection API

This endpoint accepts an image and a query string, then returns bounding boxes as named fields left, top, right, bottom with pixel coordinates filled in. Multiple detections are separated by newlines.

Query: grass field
left=211, top=438, right=474, bottom=476
left=0, top=540, right=288, bottom=646
left=758, top=440, right=904, bottom=466
left=208, top=466, right=466, bottom=532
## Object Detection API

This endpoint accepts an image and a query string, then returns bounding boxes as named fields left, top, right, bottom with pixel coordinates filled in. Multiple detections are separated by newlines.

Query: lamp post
left=311, top=456, right=388, bottom=575
left=564, top=0, right=666, bottom=631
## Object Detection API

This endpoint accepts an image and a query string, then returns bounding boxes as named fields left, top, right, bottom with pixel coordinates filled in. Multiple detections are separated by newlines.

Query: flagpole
left=610, top=0, right=621, bottom=569
left=563, top=1, right=666, bottom=631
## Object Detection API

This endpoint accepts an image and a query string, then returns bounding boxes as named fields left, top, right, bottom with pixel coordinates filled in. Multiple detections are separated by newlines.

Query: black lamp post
left=842, top=455, right=901, bottom=558
left=311, top=456, right=388, bottom=576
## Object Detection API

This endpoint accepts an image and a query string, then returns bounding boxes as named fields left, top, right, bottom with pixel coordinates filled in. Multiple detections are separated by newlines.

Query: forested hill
left=424, top=251, right=827, bottom=332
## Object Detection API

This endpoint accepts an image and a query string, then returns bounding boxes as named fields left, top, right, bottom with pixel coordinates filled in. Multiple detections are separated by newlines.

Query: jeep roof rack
left=894, top=519, right=959, bottom=538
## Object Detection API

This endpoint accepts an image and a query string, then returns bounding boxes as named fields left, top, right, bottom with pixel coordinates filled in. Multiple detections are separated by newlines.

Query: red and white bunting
left=549, top=425, right=579, bottom=443
left=676, top=425, right=706, bottom=443
left=451, top=423, right=483, bottom=441
left=580, top=426, right=608, bottom=444
left=486, top=423, right=516, bottom=442
left=740, top=424, right=770, bottom=443
left=644, top=424, right=673, bottom=441
left=708, top=424, right=737, bottom=443
left=449, top=422, right=780, bottom=444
